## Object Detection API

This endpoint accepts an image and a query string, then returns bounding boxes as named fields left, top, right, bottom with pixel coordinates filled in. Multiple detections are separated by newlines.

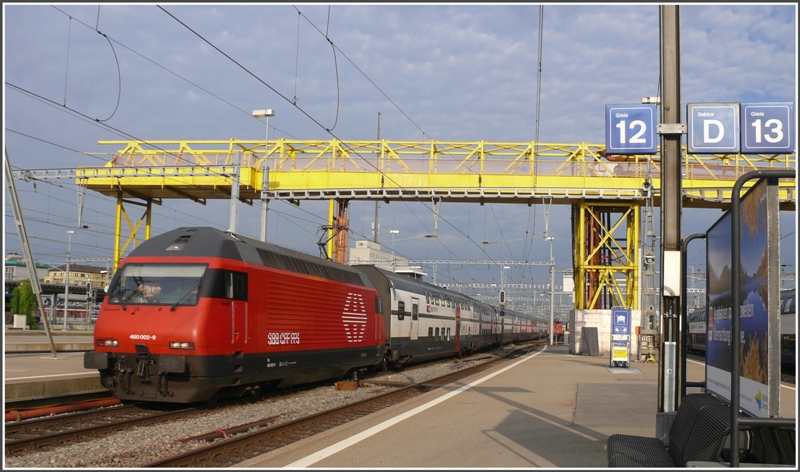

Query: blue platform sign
left=612, top=308, right=630, bottom=335
left=740, top=102, right=795, bottom=153
left=605, top=104, right=658, bottom=154
left=687, top=103, right=740, bottom=153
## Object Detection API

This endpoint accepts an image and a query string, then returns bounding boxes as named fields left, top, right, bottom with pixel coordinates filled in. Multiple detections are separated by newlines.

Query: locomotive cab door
left=410, top=298, right=419, bottom=341
left=224, top=271, right=248, bottom=348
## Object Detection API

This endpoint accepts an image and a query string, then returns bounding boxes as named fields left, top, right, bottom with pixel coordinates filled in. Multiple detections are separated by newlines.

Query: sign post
left=611, top=307, right=631, bottom=368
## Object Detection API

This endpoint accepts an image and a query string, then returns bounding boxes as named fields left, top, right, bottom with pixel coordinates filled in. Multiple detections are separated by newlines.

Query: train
left=84, top=227, right=552, bottom=404
left=686, top=288, right=796, bottom=368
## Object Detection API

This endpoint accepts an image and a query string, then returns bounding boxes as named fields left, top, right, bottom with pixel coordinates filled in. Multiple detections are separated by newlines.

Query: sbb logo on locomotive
left=267, top=332, right=301, bottom=345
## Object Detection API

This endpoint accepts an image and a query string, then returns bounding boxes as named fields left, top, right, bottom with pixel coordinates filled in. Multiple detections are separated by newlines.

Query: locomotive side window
left=376, top=296, right=382, bottom=313
left=202, top=269, right=248, bottom=301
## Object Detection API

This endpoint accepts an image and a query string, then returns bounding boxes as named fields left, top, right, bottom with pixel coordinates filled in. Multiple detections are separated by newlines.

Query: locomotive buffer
left=610, top=307, right=631, bottom=368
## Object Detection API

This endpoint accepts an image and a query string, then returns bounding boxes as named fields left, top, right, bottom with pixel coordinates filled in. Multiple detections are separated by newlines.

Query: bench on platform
left=607, top=393, right=796, bottom=468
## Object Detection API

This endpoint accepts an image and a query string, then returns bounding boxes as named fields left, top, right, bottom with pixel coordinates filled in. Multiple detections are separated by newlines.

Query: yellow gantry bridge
left=61, top=139, right=795, bottom=310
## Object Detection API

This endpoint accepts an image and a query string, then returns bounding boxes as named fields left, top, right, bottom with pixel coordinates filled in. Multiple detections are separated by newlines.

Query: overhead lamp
left=252, top=109, right=275, bottom=118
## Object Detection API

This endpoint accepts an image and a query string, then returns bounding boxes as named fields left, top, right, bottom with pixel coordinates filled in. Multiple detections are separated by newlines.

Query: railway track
left=4, top=403, right=203, bottom=456
left=142, top=342, right=543, bottom=467
left=4, top=389, right=286, bottom=456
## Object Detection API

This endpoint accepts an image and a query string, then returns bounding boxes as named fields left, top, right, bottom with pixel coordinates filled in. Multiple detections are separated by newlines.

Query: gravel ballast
left=5, top=349, right=513, bottom=468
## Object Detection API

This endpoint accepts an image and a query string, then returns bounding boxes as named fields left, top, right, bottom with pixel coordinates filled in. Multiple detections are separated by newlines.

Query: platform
left=4, top=329, right=103, bottom=404
left=235, top=345, right=796, bottom=468
left=4, top=329, right=95, bottom=353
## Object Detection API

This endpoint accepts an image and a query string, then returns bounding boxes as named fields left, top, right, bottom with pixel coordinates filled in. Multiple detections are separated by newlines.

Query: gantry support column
left=334, top=199, right=350, bottom=264
left=572, top=201, right=640, bottom=310
left=326, top=199, right=350, bottom=264
left=112, top=190, right=153, bottom=273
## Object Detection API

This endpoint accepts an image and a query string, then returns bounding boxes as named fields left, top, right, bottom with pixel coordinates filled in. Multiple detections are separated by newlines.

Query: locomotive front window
left=108, top=264, right=206, bottom=306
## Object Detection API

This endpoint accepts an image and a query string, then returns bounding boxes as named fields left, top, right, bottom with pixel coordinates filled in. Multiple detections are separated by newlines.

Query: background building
left=4, top=252, right=52, bottom=282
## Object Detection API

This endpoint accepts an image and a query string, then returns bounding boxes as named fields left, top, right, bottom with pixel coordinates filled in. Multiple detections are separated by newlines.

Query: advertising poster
left=706, top=179, right=776, bottom=418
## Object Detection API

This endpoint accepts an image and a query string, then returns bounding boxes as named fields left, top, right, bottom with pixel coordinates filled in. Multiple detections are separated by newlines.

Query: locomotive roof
left=125, top=227, right=374, bottom=287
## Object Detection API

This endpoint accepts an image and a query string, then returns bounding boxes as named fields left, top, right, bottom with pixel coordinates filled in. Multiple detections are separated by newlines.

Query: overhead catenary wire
left=8, top=6, right=559, bottom=293
left=156, top=5, right=503, bottom=268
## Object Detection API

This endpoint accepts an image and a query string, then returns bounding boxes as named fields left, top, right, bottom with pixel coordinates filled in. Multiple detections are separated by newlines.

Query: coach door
left=410, top=298, right=419, bottom=341
left=455, top=303, right=461, bottom=352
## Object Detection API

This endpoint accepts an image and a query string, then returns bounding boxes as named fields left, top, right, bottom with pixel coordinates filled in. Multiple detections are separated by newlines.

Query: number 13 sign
left=605, top=104, right=658, bottom=154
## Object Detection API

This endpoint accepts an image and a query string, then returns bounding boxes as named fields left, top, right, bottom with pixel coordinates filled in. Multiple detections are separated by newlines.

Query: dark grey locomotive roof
left=126, top=227, right=373, bottom=287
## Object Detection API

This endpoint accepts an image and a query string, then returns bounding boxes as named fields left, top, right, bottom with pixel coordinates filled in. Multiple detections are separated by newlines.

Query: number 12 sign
left=605, top=104, right=658, bottom=154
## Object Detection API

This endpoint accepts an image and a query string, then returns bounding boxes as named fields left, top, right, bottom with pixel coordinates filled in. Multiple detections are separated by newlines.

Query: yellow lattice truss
left=75, top=139, right=794, bottom=281
left=573, top=202, right=641, bottom=310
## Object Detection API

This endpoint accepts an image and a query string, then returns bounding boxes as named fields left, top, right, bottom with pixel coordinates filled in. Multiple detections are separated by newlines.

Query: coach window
left=428, top=327, right=433, bottom=341
left=424, top=290, right=430, bottom=304
left=412, top=302, right=418, bottom=321
left=783, top=294, right=795, bottom=314
left=397, top=301, right=405, bottom=321
left=435, top=327, right=440, bottom=340
left=435, top=293, right=441, bottom=306
left=446, top=328, right=451, bottom=341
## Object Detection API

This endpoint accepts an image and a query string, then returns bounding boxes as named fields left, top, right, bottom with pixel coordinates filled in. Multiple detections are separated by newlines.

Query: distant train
left=686, top=288, right=796, bottom=368
left=84, top=227, right=551, bottom=404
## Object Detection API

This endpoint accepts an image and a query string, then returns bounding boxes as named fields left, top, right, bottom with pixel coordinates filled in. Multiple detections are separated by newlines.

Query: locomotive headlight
left=97, top=339, right=118, bottom=347
left=169, top=341, right=194, bottom=350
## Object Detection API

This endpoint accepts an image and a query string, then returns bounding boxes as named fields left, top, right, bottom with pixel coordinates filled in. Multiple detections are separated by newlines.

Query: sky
left=3, top=3, right=797, bottom=317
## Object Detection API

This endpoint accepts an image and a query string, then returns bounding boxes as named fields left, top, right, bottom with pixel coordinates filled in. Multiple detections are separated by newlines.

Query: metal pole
left=374, top=112, right=381, bottom=243
left=390, top=230, right=398, bottom=272
left=228, top=151, right=241, bottom=234
left=260, top=115, right=270, bottom=242
left=4, top=146, right=58, bottom=356
left=63, top=230, right=75, bottom=330
left=658, top=4, right=682, bottom=413
left=549, top=239, right=555, bottom=345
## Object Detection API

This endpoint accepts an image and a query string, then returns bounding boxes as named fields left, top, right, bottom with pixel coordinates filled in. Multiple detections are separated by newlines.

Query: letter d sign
left=687, top=103, right=740, bottom=153
left=704, top=120, right=724, bottom=143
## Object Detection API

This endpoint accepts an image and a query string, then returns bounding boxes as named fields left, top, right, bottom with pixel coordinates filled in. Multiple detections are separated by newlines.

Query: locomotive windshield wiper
left=171, top=282, right=201, bottom=312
